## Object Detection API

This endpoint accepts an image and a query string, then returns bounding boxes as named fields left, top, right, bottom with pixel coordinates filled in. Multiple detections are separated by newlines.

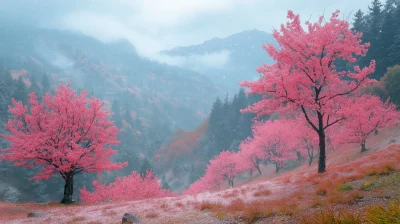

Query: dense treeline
left=352, top=0, right=400, bottom=79
left=205, top=89, right=264, bottom=156
left=349, top=1, right=400, bottom=109
left=160, top=89, right=267, bottom=190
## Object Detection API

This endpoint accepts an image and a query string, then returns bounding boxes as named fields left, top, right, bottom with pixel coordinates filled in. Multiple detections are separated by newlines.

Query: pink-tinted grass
left=0, top=131, right=398, bottom=224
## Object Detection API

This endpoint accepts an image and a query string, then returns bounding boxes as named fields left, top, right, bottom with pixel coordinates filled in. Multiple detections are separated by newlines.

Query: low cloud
left=56, top=11, right=164, bottom=58
left=34, top=41, right=74, bottom=69
left=155, top=50, right=231, bottom=71
left=0, top=0, right=369, bottom=69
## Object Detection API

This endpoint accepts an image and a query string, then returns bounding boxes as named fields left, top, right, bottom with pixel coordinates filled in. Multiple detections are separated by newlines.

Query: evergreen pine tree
left=365, top=0, right=383, bottom=79
left=29, top=75, right=41, bottom=97
left=388, top=2, right=400, bottom=66
left=1, top=69, right=14, bottom=87
left=188, top=164, right=198, bottom=184
left=123, top=101, right=134, bottom=125
left=377, top=0, right=398, bottom=75
left=208, top=97, right=223, bottom=134
left=12, top=77, right=28, bottom=104
left=208, top=97, right=224, bottom=154
left=219, top=93, right=234, bottom=150
left=389, top=33, right=400, bottom=66
left=172, top=159, right=184, bottom=176
left=352, top=10, right=368, bottom=33
left=0, top=80, right=10, bottom=122
left=233, top=88, right=249, bottom=139
left=351, top=10, right=369, bottom=69
left=111, top=99, right=122, bottom=128
left=161, top=175, right=171, bottom=190
left=140, top=157, right=153, bottom=179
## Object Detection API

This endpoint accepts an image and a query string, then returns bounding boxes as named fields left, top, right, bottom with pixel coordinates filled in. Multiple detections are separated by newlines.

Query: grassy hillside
left=1, top=127, right=399, bottom=224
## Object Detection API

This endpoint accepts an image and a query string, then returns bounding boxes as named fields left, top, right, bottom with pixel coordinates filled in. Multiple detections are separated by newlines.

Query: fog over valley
left=0, top=1, right=400, bottom=223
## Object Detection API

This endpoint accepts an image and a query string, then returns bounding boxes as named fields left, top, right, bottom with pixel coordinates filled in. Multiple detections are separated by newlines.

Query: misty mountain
left=160, top=29, right=277, bottom=92
left=0, top=22, right=226, bottom=202
left=0, top=22, right=222, bottom=131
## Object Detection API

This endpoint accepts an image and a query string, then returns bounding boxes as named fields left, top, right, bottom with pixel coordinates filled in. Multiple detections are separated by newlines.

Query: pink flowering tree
left=206, top=150, right=240, bottom=187
left=250, top=119, right=299, bottom=173
left=300, top=130, right=319, bottom=165
left=0, top=84, right=127, bottom=204
left=183, top=173, right=220, bottom=195
left=291, top=119, right=319, bottom=165
left=238, top=138, right=265, bottom=175
left=79, top=170, right=174, bottom=204
left=185, top=150, right=240, bottom=194
left=241, top=10, right=376, bottom=173
left=338, top=95, right=399, bottom=152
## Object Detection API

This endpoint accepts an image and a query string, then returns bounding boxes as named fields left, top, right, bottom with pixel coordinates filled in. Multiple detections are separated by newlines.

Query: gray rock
left=390, top=139, right=396, bottom=143
left=27, top=212, right=46, bottom=217
left=122, top=213, right=140, bottom=223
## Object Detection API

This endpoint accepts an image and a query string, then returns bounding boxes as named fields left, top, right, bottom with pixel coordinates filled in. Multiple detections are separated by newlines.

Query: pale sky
left=0, top=0, right=370, bottom=58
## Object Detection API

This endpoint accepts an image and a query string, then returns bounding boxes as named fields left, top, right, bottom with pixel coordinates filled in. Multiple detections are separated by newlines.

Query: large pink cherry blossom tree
left=241, top=10, right=376, bottom=173
left=1, top=84, right=127, bottom=204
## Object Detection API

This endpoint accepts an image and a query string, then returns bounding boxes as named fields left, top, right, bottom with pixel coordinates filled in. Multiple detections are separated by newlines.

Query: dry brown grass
left=326, top=190, right=363, bottom=205
left=199, top=195, right=302, bottom=223
left=160, top=202, right=169, bottom=209
left=310, top=197, right=325, bottom=208
left=197, top=201, right=223, bottom=211
left=298, top=206, right=363, bottom=224
left=222, top=190, right=238, bottom=198
left=364, top=163, right=395, bottom=176
left=102, top=208, right=117, bottom=216
left=145, top=212, right=159, bottom=219
left=225, top=198, right=246, bottom=213
left=240, top=203, right=274, bottom=224
left=291, top=190, right=306, bottom=199
left=280, top=174, right=292, bottom=184
left=65, top=216, right=86, bottom=224
left=253, top=189, right=272, bottom=197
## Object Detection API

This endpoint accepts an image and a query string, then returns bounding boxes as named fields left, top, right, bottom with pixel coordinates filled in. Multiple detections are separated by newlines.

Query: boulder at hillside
left=122, top=213, right=140, bottom=223
left=27, top=212, right=46, bottom=217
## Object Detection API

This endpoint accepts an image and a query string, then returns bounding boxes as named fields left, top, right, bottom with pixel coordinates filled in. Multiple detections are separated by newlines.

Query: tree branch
left=301, top=106, right=318, bottom=132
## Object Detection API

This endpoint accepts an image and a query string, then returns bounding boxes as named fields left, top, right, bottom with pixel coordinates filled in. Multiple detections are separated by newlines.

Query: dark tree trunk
left=249, top=169, right=253, bottom=176
left=61, top=173, right=74, bottom=204
left=256, top=164, right=262, bottom=175
left=317, top=111, right=326, bottom=173
left=253, top=159, right=262, bottom=175
left=318, top=131, right=326, bottom=173
left=361, top=142, right=367, bottom=152
left=228, top=178, right=234, bottom=187
left=275, top=163, right=280, bottom=173
left=374, top=130, right=378, bottom=135
left=302, top=108, right=327, bottom=173
left=308, top=147, right=314, bottom=166
left=297, top=151, right=302, bottom=161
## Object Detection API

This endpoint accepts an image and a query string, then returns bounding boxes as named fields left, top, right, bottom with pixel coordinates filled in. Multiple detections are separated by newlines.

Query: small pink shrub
left=79, top=170, right=175, bottom=204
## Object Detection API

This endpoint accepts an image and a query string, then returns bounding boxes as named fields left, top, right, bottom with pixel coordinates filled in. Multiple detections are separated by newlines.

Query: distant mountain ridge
left=0, top=23, right=222, bottom=130
left=161, top=29, right=277, bottom=92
